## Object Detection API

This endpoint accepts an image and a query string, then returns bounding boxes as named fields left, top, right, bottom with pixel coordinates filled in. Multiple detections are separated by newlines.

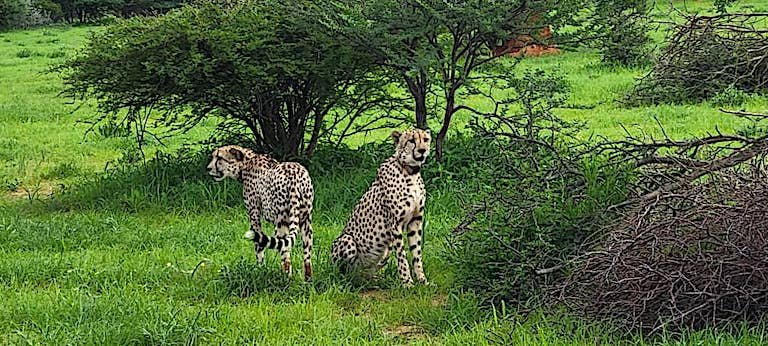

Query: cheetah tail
left=245, top=229, right=298, bottom=250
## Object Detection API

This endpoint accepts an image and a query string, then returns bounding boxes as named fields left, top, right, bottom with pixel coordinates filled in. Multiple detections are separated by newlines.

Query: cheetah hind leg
left=255, top=245, right=265, bottom=265
left=301, top=222, right=313, bottom=281
left=245, top=230, right=266, bottom=266
left=375, top=246, right=391, bottom=272
left=331, top=235, right=357, bottom=275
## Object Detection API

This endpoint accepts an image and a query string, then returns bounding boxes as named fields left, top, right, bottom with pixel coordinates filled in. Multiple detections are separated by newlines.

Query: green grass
left=2, top=1, right=768, bottom=343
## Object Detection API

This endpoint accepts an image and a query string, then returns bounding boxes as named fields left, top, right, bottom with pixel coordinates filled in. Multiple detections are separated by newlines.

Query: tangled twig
left=556, top=165, right=768, bottom=333
left=627, top=13, right=768, bottom=104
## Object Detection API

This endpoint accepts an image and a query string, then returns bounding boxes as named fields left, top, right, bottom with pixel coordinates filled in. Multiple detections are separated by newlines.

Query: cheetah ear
left=391, top=131, right=402, bottom=145
left=229, top=147, right=245, bottom=161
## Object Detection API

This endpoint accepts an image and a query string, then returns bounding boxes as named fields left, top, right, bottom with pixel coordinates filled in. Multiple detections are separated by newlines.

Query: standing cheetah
left=207, top=145, right=314, bottom=280
left=331, top=129, right=431, bottom=286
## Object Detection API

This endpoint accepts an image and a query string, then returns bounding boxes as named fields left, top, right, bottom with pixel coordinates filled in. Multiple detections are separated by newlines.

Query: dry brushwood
left=555, top=109, right=768, bottom=334
left=598, top=110, right=768, bottom=209
left=556, top=164, right=768, bottom=334
left=542, top=103, right=768, bottom=334
left=627, top=13, right=768, bottom=105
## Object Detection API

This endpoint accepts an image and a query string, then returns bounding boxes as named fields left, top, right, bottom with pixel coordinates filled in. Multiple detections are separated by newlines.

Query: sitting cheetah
left=207, top=145, right=314, bottom=279
left=331, top=129, right=431, bottom=286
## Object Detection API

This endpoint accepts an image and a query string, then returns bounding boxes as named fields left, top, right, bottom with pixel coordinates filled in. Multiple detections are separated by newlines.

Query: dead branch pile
left=557, top=134, right=768, bottom=333
left=627, top=13, right=768, bottom=105
left=600, top=115, right=768, bottom=209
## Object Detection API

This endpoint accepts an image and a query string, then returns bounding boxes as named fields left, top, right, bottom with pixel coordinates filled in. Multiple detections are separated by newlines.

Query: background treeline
left=1, top=0, right=187, bottom=29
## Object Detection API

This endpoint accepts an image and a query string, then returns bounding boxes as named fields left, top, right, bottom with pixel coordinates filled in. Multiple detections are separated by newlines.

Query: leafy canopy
left=58, top=0, right=375, bottom=157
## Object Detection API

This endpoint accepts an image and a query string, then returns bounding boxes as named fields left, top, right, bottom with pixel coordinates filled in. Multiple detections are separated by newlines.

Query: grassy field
left=2, top=1, right=768, bottom=344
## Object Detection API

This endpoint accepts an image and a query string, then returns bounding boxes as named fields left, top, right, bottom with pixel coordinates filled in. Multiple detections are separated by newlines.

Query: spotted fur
left=331, top=129, right=431, bottom=286
left=207, top=145, right=314, bottom=279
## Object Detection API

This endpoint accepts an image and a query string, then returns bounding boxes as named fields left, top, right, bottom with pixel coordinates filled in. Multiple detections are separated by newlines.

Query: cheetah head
left=207, top=145, right=252, bottom=181
left=392, top=129, right=431, bottom=168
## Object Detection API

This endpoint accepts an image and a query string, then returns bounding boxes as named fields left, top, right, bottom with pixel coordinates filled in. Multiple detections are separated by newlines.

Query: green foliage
left=0, top=0, right=30, bottom=29
left=709, top=87, right=752, bottom=107
left=714, top=0, right=738, bottom=13
left=15, top=47, right=31, bottom=57
left=32, top=0, right=61, bottom=20
left=317, top=0, right=586, bottom=158
left=591, top=0, right=651, bottom=66
left=0, top=0, right=67, bottom=29
left=448, top=70, right=631, bottom=308
left=52, top=0, right=186, bottom=23
left=58, top=0, right=377, bottom=158
left=2, top=0, right=186, bottom=29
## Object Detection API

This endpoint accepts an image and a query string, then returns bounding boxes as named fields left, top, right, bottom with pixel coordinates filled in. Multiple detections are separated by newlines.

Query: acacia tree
left=317, top=0, right=582, bottom=159
left=58, top=0, right=378, bottom=158
left=314, top=0, right=436, bottom=129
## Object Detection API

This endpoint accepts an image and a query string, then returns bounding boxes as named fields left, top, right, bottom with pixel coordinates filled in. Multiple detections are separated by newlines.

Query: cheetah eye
left=408, top=138, right=415, bottom=144
left=423, top=138, right=430, bottom=142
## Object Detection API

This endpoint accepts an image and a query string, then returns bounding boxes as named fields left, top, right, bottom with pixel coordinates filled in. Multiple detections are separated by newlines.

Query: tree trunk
left=304, top=108, right=324, bottom=159
left=415, top=93, right=427, bottom=129
left=435, top=91, right=456, bottom=161
left=405, top=73, right=429, bottom=129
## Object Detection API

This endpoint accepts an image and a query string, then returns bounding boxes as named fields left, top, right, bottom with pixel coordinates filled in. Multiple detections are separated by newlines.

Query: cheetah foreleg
left=406, top=215, right=428, bottom=284
left=393, top=232, right=414, bottom=287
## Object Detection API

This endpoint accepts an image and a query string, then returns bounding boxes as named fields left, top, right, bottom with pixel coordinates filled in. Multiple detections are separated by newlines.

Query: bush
left=709, top=87, right=751, bottom=107
left=447, top=70, right=631, bottom=308
left=0, top=0, right=54, bottom=29
left=1, top=0, right=29, bottom=29
left=627, top=13, right=768, bottom=105
left=557, top=166, right=768, bottom=334
left=57, top=0, right=380, bottom=159
left=591, top=0, right=651, bottom=66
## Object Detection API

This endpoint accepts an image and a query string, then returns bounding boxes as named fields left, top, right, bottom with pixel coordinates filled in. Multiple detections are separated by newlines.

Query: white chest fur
left=401, top=175, right=425, bottom=222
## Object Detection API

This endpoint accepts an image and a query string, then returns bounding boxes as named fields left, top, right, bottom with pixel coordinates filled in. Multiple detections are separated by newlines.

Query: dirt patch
left=360, top=289, right=388, bottom=301
left=384, top=324, right=428, bottom=340
left=6, top=182, right=56, bottom=200
left=430, top=293, right=448, bottom=307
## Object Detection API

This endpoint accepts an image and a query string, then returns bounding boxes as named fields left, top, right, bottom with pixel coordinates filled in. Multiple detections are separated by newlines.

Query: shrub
left=557, top=166, right=768, bottom=334
left=1, top=0, right=26, bottom=29
left=591, top=0, right=651, bottom=66
left=447, top=70, right=631, bottom=308
left=709, top=87, right=751, bottom=107
left=0, top=0, right=53, bottom=29
left=57, top=0, right=384, bottom=159
left=627, top=13, right=768, bottom=105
